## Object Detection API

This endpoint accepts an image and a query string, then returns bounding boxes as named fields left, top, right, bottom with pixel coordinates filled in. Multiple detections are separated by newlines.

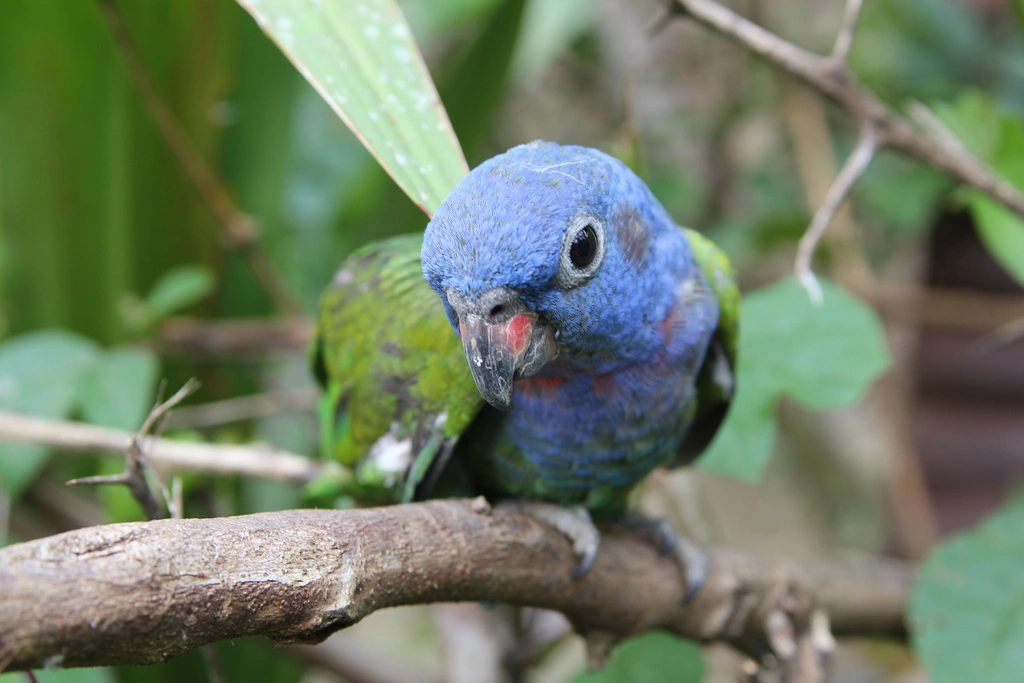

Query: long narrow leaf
left=236, top=0, right=468, bottom=215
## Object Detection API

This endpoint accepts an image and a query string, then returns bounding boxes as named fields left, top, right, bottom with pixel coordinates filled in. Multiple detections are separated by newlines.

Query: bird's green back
left=675, top=228, right=739, bottom=463
left=685, top=228, right=739, bottom=367
left=310, top=233, right=483, bottom=503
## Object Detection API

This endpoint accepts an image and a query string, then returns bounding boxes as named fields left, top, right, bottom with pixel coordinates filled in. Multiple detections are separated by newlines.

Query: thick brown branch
left=0, top=501, right=912, bottom=672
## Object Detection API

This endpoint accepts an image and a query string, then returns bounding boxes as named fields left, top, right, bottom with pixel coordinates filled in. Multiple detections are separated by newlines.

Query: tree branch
left=66, top=379, right=202, bottom=519
left=830, top=0, right=863, bottom=64
left=165, top=388, right=319, bottom=429
left=0, top=410, right=338, bottom=485
left=794, top=126, right=877, bottom=302
left=0, top=500, right=911, bottom=672
left=671, top=0, right=1024, bottom=287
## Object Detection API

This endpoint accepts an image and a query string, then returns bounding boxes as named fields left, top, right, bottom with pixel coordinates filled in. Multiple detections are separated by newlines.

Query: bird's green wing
left=676, top=228, right=740, bottom=463
left=310, top=233, right=484, bottom=503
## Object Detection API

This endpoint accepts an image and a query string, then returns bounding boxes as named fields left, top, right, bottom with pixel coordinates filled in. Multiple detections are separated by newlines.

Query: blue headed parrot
left=311, top=141, right=738, bottom=593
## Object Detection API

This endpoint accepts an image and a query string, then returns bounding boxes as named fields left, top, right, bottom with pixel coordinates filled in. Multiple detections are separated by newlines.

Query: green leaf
left=934, top=91, right=1024, bottom=286
left=0, top=330, right=100, bottom=496
left=570, top=632, right=703, bottom=683
left=967, top=114, right=1024, bottom=284
left=141, top=265, right=216, bottom=325
left=0, top=667, right=115, bottom=683
left=77, top=347, right=161, bottom=431
left=971, top=195, right=1024, bottom=284
left=236, top=0, right=469, bottom=215
left=438, top=0, right=527, bottom=161
left=700, top=278, right=890, bottom=481
left=911, top=497, right=1024, bottom=683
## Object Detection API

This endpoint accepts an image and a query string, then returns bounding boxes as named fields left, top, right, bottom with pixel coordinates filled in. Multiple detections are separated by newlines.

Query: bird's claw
left=744, top=608, right=835, bottom=681
left=571, top=543, right=599, bottom=578
left=498, top=501, right=600, bottom=578
left=496, top=503, right=706, bottom=595
left=616, top=512, right=707, bottom=603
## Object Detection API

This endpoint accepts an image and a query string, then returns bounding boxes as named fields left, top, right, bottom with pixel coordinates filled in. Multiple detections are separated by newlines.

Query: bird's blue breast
left=506, top=362, right=695, bottom=492
left=462, top=257, right=720, bottom=503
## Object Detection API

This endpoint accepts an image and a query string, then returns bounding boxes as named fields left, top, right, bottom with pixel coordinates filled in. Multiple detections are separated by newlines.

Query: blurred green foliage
left=122, top=264, right=216, bottom=334
left=1, top=0, right=1024, bottom=681
left=0, top=1, right=229, bottom=342
left=700, top=277, right=890, bottom=481
left=936, top=90, right=1024, bottom=286
left=0, top=330, right=103, bottom=495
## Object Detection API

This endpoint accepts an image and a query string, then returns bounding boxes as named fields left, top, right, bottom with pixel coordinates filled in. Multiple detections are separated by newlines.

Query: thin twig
left=158, top=316, right=313, bottom=359
left=434, top=604, right=510, bottom=683
left=905, top=100, right=977, bottom=161
left=646, top=2, right=678, bottom=37
left=139, top=378, right=201, bottom=438
left=67, top=380, right=202, bottom=520
left=831, top=0, right=864, bottom=64
left=65, top=470, right=165, bottom=520
left=506, top=609, right=573, bottom=673
left=93, top=0, right=302, bottom=316
left=794, top=127, right=878, bottom=303
left=0, top=410, right=335, bottom=485
left=971, top=315, right=1024, bottom=355
left=782, top=80, right=874, bottom=291
left=66, top=453, right=168, bottom=521
left=165, top=389, right=319, bottom=429
left=141, top=383, right=191, bottom=520
left=170, top=477, right=184, bottom=521
left=200, top=646, right=228, bottom=683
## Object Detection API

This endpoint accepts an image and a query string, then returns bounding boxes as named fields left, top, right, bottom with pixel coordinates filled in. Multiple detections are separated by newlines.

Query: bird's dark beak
left=446, top=287, right=558, bottom=410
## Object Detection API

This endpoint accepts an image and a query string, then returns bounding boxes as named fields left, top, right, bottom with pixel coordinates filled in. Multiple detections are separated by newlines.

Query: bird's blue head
left=422, top=141, right=694, bottom=409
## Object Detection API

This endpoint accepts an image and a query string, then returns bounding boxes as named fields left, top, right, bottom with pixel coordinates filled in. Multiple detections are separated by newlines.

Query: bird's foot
left=497, top=501, right=600, bottom=577
left=614, top=511, right=707, bottom=603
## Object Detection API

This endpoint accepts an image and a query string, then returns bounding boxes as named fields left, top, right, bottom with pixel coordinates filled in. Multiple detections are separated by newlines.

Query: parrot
left=311, top=141, right=738, bottom=594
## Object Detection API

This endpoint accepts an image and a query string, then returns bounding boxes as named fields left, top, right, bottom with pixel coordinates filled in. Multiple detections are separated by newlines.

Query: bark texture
left=0, top=500, right=911, bottom=672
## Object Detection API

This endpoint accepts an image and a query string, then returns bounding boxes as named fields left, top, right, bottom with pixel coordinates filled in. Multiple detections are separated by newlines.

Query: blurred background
left=1, top=0, right=1023, bottom=681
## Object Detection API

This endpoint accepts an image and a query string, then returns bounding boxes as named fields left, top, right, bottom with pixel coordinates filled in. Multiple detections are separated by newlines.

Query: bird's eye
left=556, top=214, right=604, bottom=289
left=569, top=224, right=598, bottom=269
